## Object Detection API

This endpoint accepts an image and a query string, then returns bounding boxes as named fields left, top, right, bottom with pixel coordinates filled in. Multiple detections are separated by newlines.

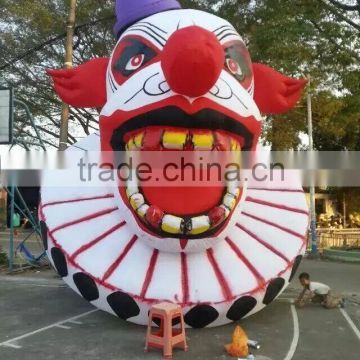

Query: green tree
left=215, top=0, right=359, bottom=151
left=0, top=0, right=115, bottom=147
left=0, top=0, right=359, bottom=149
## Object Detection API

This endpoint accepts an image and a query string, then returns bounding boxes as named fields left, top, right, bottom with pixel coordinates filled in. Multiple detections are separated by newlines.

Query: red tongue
left=129, top=127, right=232, bottom=216
left=141, top=185, right=224, bottom=216
left=139, top=140, right=226, bottom=216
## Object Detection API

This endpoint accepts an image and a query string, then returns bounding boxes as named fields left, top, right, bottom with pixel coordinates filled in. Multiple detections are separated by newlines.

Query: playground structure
left=0, top=87, right=47, bottom=272
left=4, top=186, right=47, bottom=272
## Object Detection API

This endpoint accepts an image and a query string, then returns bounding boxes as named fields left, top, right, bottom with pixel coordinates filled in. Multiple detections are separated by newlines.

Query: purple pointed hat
left=114, top=0, right=182, bottom=37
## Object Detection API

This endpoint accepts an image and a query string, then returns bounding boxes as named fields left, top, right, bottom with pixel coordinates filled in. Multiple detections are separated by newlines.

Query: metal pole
left=343, top=192, right=347, bottom=228
left=307, top=75, right=318, bottom=255
left=8, top=186, right=15, bottom=272
left=14, top=187, right=38, bottom=229
left=59, top=0, right=77, bottom=151
left=14, top=99, right=46, bottom=151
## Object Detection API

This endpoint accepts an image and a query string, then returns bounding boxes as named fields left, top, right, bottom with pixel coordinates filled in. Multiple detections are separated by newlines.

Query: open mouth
left=110, top=106, right=256, bottom=239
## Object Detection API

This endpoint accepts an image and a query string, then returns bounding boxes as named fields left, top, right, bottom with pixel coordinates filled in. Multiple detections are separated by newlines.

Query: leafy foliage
left=0, top=0, right=115, bottom=147
left=211, top=0, right=360, bottom=151
left=0, top=0, right=359, bottom=150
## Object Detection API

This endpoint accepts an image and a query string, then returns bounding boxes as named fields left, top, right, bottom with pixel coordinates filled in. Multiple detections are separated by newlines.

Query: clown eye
left=112, top=37, right=159, bottom=84
left=226, top=58, right=244, bottom=78
left=223, top=41, right=253, bottom=89
left=125, top=54, right=145, bottom=71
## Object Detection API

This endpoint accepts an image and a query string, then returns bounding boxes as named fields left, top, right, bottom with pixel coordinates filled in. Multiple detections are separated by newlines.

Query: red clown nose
left=161, top=26, right=225, bottom=97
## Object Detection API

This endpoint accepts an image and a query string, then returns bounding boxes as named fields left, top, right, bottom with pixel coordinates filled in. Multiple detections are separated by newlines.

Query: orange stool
left=145, top=302, right=188, bottom=359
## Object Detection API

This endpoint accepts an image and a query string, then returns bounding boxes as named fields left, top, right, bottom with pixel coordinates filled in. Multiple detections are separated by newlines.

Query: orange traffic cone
left=225, top=325, right=249, bottom=358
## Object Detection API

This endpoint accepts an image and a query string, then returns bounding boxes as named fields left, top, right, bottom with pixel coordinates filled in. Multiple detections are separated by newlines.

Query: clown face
left=44, top=8, right=308, bottom=327
left=100, top=10, right=262, bottom=252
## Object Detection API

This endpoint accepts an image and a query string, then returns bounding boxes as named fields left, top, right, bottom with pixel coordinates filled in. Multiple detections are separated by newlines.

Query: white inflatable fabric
left=42, top=9, right=308, bottom=328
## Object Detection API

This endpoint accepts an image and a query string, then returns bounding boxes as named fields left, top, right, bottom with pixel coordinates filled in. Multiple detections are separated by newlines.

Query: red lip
left=100, top=97, right=261, bottom=239
left=100, top=96, right=261, bottom=152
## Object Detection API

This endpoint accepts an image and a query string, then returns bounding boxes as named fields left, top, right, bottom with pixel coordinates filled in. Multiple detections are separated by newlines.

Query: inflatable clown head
left=43, top=0, right=308, bottom=328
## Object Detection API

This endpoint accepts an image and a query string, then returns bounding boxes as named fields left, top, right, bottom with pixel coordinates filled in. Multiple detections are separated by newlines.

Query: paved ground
left=0, top=259, right=359, bottom=360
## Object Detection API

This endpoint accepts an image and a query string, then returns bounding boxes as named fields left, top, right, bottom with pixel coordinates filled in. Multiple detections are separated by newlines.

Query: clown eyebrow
left=216, top=27, right=237, bottom=38
left=213, top=25, right=235, bottom=34
left=136, top=21, right=168, bottom=34
left=122, top=27, right=165, bottom=47
left=218, top=31, right=240, bottom=42
left=126, top=23, right=167, bottom=42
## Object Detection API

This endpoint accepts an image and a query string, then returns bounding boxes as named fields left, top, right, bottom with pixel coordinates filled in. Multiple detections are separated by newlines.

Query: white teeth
left=190, top=216, right=211, bottom=235
left=161, top=215, right=184, bottom=234
left=124, top=187, right=240, bottom=235
left=227, top=184, right=241, bottom=198
left=223, top=193, right=237, bottom=210
left=123, top=128, right=243, bottom=235
left=126, top=171, right=139, bottom=198
left=162, top=131, right=188, bottom=150
left=192, top=132, right=215, bottom=150
left=137, top=204, right=149, bottom=218
left=126, top=186, right=139, bottom=198
left=129, top=193, right=145, bottom=210
left=126, top=183, right=139, bottom=198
